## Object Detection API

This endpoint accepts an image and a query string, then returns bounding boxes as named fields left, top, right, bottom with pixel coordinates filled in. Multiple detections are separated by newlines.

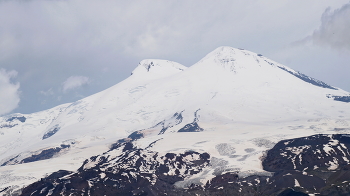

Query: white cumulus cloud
left=62, top=76, right=89, bottom=93
left=0, top=69, right=20, bottom=115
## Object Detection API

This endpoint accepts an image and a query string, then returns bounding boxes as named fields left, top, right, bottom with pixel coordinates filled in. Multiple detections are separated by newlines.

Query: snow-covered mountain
left=1, top=46, right=349, bottom=195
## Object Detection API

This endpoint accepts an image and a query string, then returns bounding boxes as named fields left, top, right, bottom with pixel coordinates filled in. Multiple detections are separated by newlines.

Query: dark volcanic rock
left=158, top=112, right=183, bottom=134
left=0, top=124, right=17, bottom=128
left=277, top=188, right=308, bottom=196
left=21, top=145, right=70, bottom=164
left=333, top=96, right=350, bottom=103
left=0, top=155, right=20, bottom=166
left=262, top=134, right=350, bottom=195
left=42, top=125, right=60, bottom=140
left=278, top=67, right=337, bottom=90
left=1, top=145, right=70, bottom=166
left=0, top=116, right=26, bottom=129
left=116, top=112, right=184, bottom=144
left=21, top=142, right=210, bottom=196
left=6, top=116, right=26, bottom=123
left=178, top=109, right=203, bottom=132
left=178, top=122, right=203, bottom=132
left=263, top=134, right=350, bottom=172
left=21, top=134, right=350, bottom=196
left=127, top=130, right=144, bottom=140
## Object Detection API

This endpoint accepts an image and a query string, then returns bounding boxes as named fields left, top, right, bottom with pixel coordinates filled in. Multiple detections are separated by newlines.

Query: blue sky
left=0, top=0, right=350, bottom=115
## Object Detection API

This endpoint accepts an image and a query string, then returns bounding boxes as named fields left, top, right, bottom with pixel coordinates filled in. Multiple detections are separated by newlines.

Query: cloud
left=0, top=69, right=20, bottom=115
left=304, top=3, right=350, bottom=51
left=40, top=88, right=54, bottom=96
left=62, top=76, right=89, bottom=93
left=1, top=0, right=349, bottom=114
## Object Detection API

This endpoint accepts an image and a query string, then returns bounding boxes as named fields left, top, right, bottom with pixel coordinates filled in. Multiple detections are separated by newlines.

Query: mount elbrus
left=1, top=47, right=350, bottom=196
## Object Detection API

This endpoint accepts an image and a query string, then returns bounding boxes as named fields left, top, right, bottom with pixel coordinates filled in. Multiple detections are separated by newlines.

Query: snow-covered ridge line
left=131, top=59, right=187, bottom=79
left=0, top=46, right=349, bottom=195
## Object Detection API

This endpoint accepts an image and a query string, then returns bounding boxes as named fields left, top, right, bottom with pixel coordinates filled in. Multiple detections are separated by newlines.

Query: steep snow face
left=0, top=46, right=349, bottom=192
left=162, top=46, right=348, bottom=124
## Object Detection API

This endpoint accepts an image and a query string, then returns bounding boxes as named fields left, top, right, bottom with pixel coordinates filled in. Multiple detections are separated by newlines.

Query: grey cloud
left=0, top=0, right=349, bottom=114
left=40, top=88, right=54, bottom=96
left=62, top=76, right=89, bottom=93
left=308, top=3, right=350, bottom=50
left=0, top=69, right=20, bottom=115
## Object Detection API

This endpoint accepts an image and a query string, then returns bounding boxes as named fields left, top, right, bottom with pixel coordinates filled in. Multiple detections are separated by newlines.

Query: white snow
left=294, top=178, right=301, bottom=187
left=323, top=145, right=335, bottom=156
left=327, top=158, right=339, bottom=170
left=0, top=46, right=349, bottom=191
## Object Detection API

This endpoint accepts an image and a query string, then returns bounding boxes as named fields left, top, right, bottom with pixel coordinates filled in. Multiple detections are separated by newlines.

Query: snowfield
left=0, top=46, right=349, bottom=194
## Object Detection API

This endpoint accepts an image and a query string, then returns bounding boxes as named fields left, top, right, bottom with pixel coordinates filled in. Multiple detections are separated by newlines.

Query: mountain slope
left=0, top=46, right=349, bottom=195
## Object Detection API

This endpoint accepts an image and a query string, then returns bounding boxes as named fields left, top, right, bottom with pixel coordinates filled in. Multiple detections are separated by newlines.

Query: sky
left=0, top=0, right=350, bottom=116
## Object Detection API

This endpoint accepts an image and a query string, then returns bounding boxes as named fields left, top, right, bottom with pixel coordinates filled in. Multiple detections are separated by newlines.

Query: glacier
left=0, top=46, right=349, bottom=195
